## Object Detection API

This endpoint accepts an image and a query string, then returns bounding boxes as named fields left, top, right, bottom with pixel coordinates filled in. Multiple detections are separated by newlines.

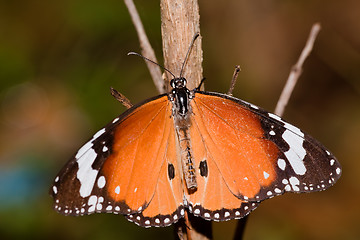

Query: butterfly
left=50, top=36, right=341, bottom=228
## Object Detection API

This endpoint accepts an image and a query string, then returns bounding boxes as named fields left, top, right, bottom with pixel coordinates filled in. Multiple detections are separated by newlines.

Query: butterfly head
left=170, top=77, right=187, bottom=89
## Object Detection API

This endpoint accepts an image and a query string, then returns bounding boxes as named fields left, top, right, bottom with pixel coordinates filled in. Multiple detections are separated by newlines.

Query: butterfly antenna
left=179, top=33, right=200, bottom=78
left=127, top=52, right=176, bottom=79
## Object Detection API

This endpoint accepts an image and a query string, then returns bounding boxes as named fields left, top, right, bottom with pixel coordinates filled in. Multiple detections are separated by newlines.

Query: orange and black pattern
left=51, top=87, right=341, bottom=227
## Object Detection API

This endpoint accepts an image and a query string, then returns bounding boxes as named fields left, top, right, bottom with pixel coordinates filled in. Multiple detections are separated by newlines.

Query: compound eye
left=182, top=78, right=187, bottom=86
left=170, top=79, right=175, bottom=88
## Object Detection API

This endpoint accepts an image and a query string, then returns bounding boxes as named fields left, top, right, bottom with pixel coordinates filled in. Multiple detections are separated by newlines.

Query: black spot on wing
left=199, top=160, right=208, bottom=177
left=168, top=163, right=175, bottom=180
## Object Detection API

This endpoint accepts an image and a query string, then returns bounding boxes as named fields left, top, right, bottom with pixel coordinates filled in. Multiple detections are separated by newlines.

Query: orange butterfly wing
left=188, top=91, right=341, bottom=207
left=52, top=95, right=184, bottom=227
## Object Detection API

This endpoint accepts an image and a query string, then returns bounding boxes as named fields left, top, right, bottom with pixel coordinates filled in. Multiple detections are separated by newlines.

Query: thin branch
left=227, top=65, right=241, bottom=95
left=124, top=0, right=165, bottom=93
left=274, top=23, right=321, bottom=117
left=110, top=87, right=133, bottom=109
left=160, top=0, right=203, bottom=91
left=160, top=1, right=208, bottom=239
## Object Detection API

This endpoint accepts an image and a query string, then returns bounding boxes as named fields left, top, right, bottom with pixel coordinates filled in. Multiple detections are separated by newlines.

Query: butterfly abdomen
left=176, top=126, right=197, bottom=190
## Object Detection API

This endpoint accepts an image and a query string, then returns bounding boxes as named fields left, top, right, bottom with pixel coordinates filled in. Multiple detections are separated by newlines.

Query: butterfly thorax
left=169, top=77, right=197, bottom=190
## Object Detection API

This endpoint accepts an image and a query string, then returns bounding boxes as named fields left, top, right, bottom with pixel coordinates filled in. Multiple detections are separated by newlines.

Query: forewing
left=190, top=91, right=341, bottom=202
left=51, top=95, right=180, bottom=218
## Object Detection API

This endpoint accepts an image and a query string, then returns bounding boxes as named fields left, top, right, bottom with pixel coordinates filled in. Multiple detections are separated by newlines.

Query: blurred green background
left=0, top=0, right=359, bottom=239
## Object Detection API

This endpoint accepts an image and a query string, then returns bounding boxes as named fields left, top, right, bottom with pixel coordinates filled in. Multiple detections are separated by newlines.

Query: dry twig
left=274, top=23, right=321, bottom=117
left=160, top=0, right=203, bottom=91
left=227, top=65, right=241, bottom=95
left=124, top=0, right=165, bottom=93
left=160, top=1, right=208, bottom=239
left=110, top=87, right=133, bottom=109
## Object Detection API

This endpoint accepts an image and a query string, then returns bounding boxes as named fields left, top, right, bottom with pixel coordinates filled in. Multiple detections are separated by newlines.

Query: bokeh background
left=0, top=0, right=359, bottom=239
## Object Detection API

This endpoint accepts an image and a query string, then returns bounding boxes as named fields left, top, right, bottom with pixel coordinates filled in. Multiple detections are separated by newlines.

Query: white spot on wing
left=282, top=179, right=289, bottom=184
left=88, top=195, right=97, bottom=213
left=282, top=129, right=307, bottom=175
left=102, top=145, right=108, bottom=152
left=330, top=159, right=335, bottom=166
left=75, top=141, right=93, bottom=159
left=268, top=112, right=303, bottom=137
left=112, top=117, right=119, bottom=123
left=115, top=186, right=120, bottom=194
left=76, top=128, right=106, bottom=159
left=277, top=159, right=286, bottom=170
left=289, top=176, right=300, bottom=191
left=263, top=171, right=270, bottom=179
left=93, top=128, right=105, bottom=139
left=268, top=113, right=308, bottom=175
left=52, top=186, right=58, bottom=194
left=97, top=176, right=106, bottom=189
left=77, top=148, right=98, bottom=198
left=249, top=103, right=259, bottom=110
left=96, top=203, right=103, bottom=211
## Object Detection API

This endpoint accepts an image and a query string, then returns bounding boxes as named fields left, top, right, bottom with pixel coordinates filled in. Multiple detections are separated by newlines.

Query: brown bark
left=160, top=1, right=210, bottom=239
left=160, top=0, right=203, bottom=91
